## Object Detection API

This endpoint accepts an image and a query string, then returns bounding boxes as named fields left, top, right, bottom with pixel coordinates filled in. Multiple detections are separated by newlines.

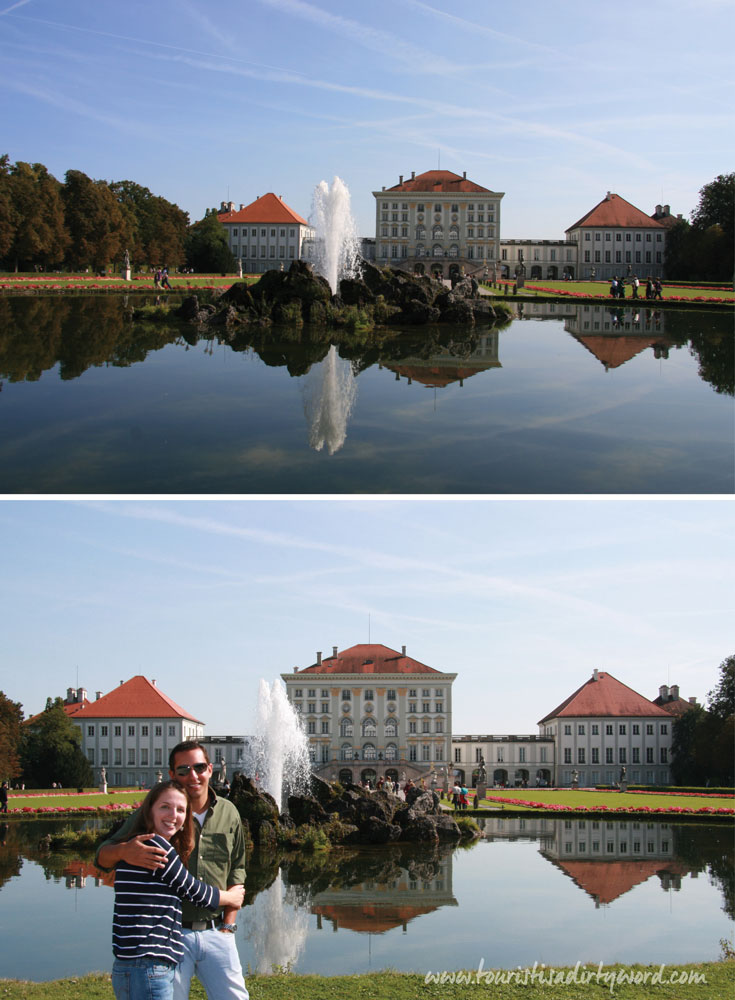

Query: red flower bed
left=479, top=794, right=734, bottom=815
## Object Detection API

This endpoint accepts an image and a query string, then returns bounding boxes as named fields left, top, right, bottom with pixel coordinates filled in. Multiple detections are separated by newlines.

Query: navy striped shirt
left=113, top=834, right=220, bottom=964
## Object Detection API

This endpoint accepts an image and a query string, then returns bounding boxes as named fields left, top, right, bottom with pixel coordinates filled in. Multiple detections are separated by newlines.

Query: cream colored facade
left=373, top=170, right=504, bottom=280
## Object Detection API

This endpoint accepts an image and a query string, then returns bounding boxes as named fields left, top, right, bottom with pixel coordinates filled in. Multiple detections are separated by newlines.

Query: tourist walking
left=654, top=278, right=663, bottom=300
left=109, top=780, right=244, bottom=1000
left=0, top=782, right=8, bottom=813
left=97, top=741, right=249, bottom=1000
left=161, top=267, right=172, bottom=290
left=631, top=275, right=640, bottom=299
left=645, top=277, right=654, bottom=299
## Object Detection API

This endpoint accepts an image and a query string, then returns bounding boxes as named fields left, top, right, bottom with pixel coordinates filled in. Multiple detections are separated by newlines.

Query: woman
left=111, top=780, right=244, bottom=1000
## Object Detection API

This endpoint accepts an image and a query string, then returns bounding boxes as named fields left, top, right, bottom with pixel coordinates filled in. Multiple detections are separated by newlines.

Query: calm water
left=0, top=816, right=731, bottom=980
left=0, top=295, right=732, bottom=493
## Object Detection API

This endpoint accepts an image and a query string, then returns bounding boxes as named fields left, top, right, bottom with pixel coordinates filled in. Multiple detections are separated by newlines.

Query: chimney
left=659, top=684, right=669, bottom=700
left=316, top=651, right=322, bottom=665
left=332, top=646, right=338, bottom=658
left=66, top=687, right=77, bottom=704
left=688, top=696, right=697, bottom=705
left=462, top=170, right=467, bottom=179
left=670, top=684, right=679, bottom=700
left=399, top=175, right=403, bottom=185
left=411, top=170, right=415, bottom=179
left=664, top=204, right=670, bottom=215
left=78, top=687, right=87, bottom=703
left=655, top=204, right=662, bottom=215
left=239, top=204, right=245, bottom=211
left=402, top=645, right=406, bottom=656
left=120, top=680, right=123, bottom=686
left=592, top=669, right=599, bottom=681
left=606, top=191, right=611, bottom=200
left=294, top=666, right=299, bottom=673
left=96, top=691, right=102, bottom=701
left=151, top=679, right=156, bottom=687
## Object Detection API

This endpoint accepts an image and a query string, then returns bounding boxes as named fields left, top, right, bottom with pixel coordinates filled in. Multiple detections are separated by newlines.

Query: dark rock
left=287, top=794, right=328, bottom=827
left=400, top=816, right=440, bottom=843
left=258, top=819, right=278, bottom=848
left=309, top=775, right=339, bottom=808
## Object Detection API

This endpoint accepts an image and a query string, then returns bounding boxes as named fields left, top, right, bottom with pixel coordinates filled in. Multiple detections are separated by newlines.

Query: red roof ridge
left=217, top=192, right=308, bottom=226
left=567, top=193, right=666, bottom=232
left=383, top=169, right=495, bottom=194
left=538, top=671, right=671, bottom=724
left=293, top=642, right=443, bottom=675
left=71, top=675, right=203, bottom=723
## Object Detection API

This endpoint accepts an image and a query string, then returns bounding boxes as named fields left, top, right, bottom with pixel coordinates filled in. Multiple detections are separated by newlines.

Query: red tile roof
left=311, top=901, right=440, bottom=933
left=538, top=672, right=670, bottom=724
left=384, top=170, right=493, bottom=194
left=296, top=643, right=441, bottom=675
left=24, top=697, right=91, bottom=726
left=567, top=193, right=666, bottom=232
left=217, top=192, right=308, bottom=226
left=576, top=335, right=662, bottom=369
left=652, top=695, right=698, bottom=717
left=71, top=675, right=203, bottom=723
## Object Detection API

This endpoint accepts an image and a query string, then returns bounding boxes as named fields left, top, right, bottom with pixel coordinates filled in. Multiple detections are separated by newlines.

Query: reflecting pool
left=0, top=295, right=732, bottom=492
left=0, top=816, right=731, bottom=980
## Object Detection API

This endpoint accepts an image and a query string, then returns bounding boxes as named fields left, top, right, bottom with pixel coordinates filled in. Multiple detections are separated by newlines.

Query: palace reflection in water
left=0, top=294, right=731, bottom=492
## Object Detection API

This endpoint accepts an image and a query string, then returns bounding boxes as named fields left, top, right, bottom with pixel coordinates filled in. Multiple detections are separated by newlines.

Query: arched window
left=449, top=244, right=459, bottom=258
left=449, top=225, right=459, bottom=239
left=384, top=718, right=398, bottom=738
left=415, top=244, right=425, bottom=257
left=362, top=719, right=377, bottom=738
left=340, top=720, right=353, bottom=738
left=385, top=743, right=398, bottom=760
left=363, top=743, right=376, bottom=760
left=416, top=225, right=426, bottom=240
left=433, top=244, right=444, bottom=257
left=432, top=225, right=443, bottom=239
left=341, top=743, right=352, bottom=760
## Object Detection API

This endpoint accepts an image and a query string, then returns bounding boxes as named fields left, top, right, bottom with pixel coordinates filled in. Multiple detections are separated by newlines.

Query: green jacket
left=96, top=790, right=246, bottom=922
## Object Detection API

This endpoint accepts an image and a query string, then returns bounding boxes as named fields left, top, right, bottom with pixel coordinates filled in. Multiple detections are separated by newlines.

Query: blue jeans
left=174, top=928, right=248, bottom=1000
left=112, top=957, right=176, bottom=1000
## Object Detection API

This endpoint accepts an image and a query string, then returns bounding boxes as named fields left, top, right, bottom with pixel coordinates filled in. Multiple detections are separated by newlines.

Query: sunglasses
left=174, top=762, right=209, bottom=776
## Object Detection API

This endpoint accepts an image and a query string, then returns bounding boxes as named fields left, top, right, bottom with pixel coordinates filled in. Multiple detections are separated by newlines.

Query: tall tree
left=110, top=181, right=188, bottom=270
left=0, top=691, right=24, bottom=783
left=0, top=154, right=18, bottom=262
left=20, top=697, right=93, bottom=788
left=63, top=170, right=130, bottom=272
left=185, top=209, right=235, bottom=273
left=707, top=655, right=735, bottom=721
left=5, top=161, right=68, bottom=271
left=690, top=174, right=734, bottom=282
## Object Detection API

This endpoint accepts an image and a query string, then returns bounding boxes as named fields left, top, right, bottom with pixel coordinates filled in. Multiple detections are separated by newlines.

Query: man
left=96, top=741, right=248, bottom=1000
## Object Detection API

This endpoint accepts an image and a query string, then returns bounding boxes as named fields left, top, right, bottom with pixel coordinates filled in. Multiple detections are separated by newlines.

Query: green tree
left=671, top=655, right=734, bottom=786
left=707, top=654, right=735, bottom=720
left=63, top=169, right=130, bottom=272
left=110, top=180, right=188, bottom=270
left=690, top=174, right=734, bottom=282
left=0, top=154, right=18, bottom=263
left=4, top=161, right=68, bottom=271
left=0, top=691, right=24, bottom=783
left=185, top=209, right=236, bottom=273
left=20, top=697, right=93, bottom=789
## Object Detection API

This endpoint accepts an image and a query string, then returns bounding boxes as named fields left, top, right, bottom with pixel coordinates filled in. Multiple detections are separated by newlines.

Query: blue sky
left=2, top=498, right=732, bottom=736
left=1, top=0, right=733, bottom=237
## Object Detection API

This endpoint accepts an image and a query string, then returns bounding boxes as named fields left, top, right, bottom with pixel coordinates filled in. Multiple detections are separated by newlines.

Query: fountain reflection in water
left=245, top=872, right=310, bottom=973
left=305, top=176, right=360, bottom=455
left=244, top=679, right=311, bottom=807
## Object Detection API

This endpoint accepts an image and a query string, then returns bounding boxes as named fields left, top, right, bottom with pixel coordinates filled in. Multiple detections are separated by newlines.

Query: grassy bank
left=499, top=278, right=734, bottom=302
left=444, top=787, right=735, bottom=816
left=2, top=963, right=733, bottom=999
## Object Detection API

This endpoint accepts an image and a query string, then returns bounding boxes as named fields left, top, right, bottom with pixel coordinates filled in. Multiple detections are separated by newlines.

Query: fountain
left=303, top=345, right=357, bottom=455
left=244, top=872, right=310, bottom=973
left=310, top=176, right=361, bottom=294
left=243, top=679, right=312, bottom=807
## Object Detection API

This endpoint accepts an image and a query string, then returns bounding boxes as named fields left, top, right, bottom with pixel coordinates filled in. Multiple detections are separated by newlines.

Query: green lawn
left=467, top=787, right=734, bottom=813
left=6, top=790, right=143, bottom=812
left=0, top=272, right=254, bottom=290
left=1, top=964, right=733, bottom=999
left=504, top=278, right=734, bottom=301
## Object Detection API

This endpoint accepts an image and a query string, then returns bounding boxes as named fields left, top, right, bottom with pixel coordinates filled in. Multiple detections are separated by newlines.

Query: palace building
left=372, top=170, right=504, bottom=281
left=281, top=643, right=456, bottom=786
left=218, top=193, right=315, bottom=275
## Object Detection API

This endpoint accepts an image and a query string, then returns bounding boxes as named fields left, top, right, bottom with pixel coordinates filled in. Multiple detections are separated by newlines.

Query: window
left=409, top=689, right=417, bottom=698
left=409, top=746, right=417, bottom=761
left=422, top=745, right=431, bottom=761
left=141, top=725, right=148, bottom=737
left=385, top=719, right=398, bottom=737
left=592, top=747, right=599, bottom=764
left=140, top=749, right=148, bottom=766
left=168, top=726, right=175, bottom=737
left=128, top=725, right=135, bottom=737
left=101, top=725, right=108, bottom=736
left=307, top=721, right=316, bottom=734
left=606, top=724, right=613, bottom=735
left=342, top=690, right=351, bottom=701
left=409, top=721, right=417, bottom=733
left=87, top=725, right=95, bottom=736
left=578, top=749, right=586, bottom=763
left=100, top=748, right=108, bottom=765
left=294, top=688, right=302, bottom=698
left=619, top=724, right=626, bottom=735
left=340, top=720, right=353, bottom=737
left=422, top=702, right=430, bottom=713
left=364, top=690, right=374, bottom=701
left=128, top=749, right=135, bottom=765
left=519, top=747, right=526, bottom=762
left=564, top=748, right=572, bottom=763
left=619, top=748, right=627, bottom=763
left=154, top=748, right=162, bottom=766
left=387, top=689, right=396, bottom=701
left=660, top=747, right=668, bottom=763
left=321, top=721, right=329, bottom=734
left=422, top=720, right=430, bottom=733
left=564, top=725, right=572, bottom=735
left=591, top=724, right=599, bottom=735
left=540, top=748, right=547, bottom=762
left=646, top=747, right=654, bottom=763
left=578, top=724, right=585, bottom=735
left=114, top=725, right=122, bottom=737
left=409, top=703, right=417, bottom=714
left=646, top=724, right=653, bottom=735
left=87, top=748, right=95, bottom=764
left=606, top=748, right=614, bottom=763
left=632, top=747, right=640, bottom=763
left=362, top=719, right=377, bottom=737
left=114, top=748, right=122, bottom=765
left=321, top=702, right=329, bottom=713
left=632, top=724, right=639, bottom=735
left=660, top=724, right=668, bottom=735
left=455, top=748, right=461, bottom=762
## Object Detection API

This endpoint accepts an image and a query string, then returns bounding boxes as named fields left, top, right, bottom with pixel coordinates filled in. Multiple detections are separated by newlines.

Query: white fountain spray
left=310, top=175, right=361, bottom=295
left=303, top=176, right=360, bottom=454
left=246, top=679, right=312, bottom=807
left=244, top=873, right=310, bottom=973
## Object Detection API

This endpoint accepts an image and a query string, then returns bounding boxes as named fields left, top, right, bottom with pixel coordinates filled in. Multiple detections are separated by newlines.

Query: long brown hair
left=129, top=780, right=194, bottom=867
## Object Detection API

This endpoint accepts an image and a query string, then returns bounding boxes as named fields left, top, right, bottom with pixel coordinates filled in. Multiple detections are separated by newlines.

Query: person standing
left=97, top=742, right=248, bottom=1000
left=111, top=780, right=244, bottom=1000
left=0, top=782, right=8, bottom=814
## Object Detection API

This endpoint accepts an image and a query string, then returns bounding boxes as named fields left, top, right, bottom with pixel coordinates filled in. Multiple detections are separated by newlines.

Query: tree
left=20, top=697, right=93, bottom=788
left=4, top=161, right=68, bottom=271
left=63, top=170, right=130, bottom=272
left=0, top=691, right=24, bottom=783
left=690, top=174, right=734, bottom=282
left=707, top=655, right=734, bottom=720
left=185, top=209, right=236, bottom=273
left=110, top=180, right=189, bottom=270
left=0, top=154, right=18, bottom=262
